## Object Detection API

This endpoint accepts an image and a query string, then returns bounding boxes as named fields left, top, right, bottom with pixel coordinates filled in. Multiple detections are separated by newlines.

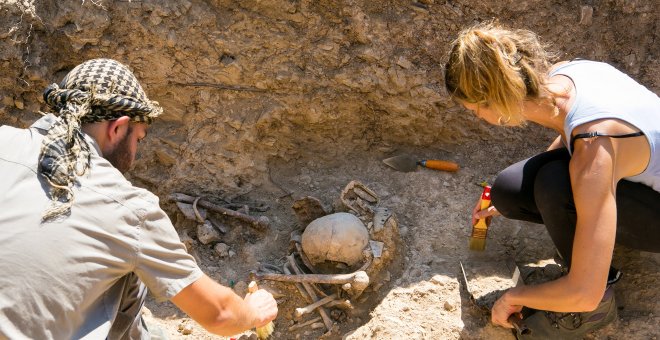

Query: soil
left=1, top=1, right=659, bottom=339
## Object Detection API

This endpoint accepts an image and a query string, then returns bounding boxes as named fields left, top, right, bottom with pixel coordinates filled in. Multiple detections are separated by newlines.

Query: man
left=0, top=58, right=277, bottom=339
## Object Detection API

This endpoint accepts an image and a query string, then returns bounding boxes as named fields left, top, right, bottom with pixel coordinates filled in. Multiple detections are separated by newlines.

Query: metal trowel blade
left=382, top=154, right=418, bottom=172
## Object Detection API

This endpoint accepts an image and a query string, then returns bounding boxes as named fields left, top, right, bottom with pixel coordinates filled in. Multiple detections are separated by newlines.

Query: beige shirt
left=0, top=115, right=203, bottom=339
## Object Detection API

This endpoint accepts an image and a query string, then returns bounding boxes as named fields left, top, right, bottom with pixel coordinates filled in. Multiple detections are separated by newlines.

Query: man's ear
left=106, top=116, right=131, bottom=144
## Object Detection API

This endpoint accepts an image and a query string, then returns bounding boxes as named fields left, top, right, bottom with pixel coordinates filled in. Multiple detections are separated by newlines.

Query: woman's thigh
left=491, top=148, right=571, bottom=224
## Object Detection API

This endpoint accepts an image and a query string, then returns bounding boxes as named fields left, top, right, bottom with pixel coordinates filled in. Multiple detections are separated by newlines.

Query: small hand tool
left=469, top=185, right=491, bottom=251
left=248, top=281, right=275, bottom=339
left=382, top=154, right=459, bottom=172
left=459, top=261, right=530, bottom=336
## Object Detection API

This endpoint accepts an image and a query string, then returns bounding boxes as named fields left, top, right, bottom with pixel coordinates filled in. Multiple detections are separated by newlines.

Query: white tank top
left=550, top=60, right=660, bottom=193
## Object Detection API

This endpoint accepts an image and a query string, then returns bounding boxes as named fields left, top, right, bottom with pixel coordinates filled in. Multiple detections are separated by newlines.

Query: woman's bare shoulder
left=549, top=60, right=571, bottom=73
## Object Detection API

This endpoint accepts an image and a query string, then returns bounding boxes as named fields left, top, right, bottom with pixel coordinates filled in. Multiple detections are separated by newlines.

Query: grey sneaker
left=515, top=286, right=617, bottom=339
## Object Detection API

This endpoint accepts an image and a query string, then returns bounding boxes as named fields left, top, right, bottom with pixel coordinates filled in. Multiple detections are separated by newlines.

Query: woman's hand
left=491, top=291, right=523, bottom=328
left=471, top=196, right=500, bottom=226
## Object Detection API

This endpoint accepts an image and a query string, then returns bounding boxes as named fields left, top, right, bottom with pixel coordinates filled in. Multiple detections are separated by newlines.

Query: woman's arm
left=492, top=118, right=650, bottom=327
left=546, top=135, right=564, bottom=151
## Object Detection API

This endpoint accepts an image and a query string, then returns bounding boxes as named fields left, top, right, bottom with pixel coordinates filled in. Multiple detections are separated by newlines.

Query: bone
left=259, top=263, right=284, bottom=274
left=286, top=255, right=334, bottom=331
left=252, top=270, right=368, bottom=285
left=309, top=281, right=328, bottom=298
left=326, top=299, right=353, bottom=310
left=282, top=264, right=312, bottom=304
left=342, top=271, right=370, bottom=298
left=288, top=317, right=322, bottom=332
left=295, top=293, right=338, bottom=318
left=192, top=197, right=204, bottom=222
left=294, top=243, right=317, bottom=274
left=170, top=193, right=270, bottom=230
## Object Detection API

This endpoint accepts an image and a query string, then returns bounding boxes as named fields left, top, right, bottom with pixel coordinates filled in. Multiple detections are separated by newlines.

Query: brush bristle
left=469, top=237, right=486, bottom=251
left=256, top=321, right=274, bottom=339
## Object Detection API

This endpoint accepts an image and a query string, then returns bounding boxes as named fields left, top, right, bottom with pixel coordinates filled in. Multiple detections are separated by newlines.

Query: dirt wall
left=1, top=0, right=658, bottom=199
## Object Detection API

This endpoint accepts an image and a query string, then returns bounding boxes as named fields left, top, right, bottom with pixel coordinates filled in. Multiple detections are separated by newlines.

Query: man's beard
left=105, top=126, right=134, bottom=174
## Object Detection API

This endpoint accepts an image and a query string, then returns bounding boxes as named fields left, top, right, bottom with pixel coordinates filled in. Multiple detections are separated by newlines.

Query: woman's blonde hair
left=444, top=22, right=557, bottom=125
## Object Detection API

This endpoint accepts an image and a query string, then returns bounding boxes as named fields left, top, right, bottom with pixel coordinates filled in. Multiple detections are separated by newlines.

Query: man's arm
left=171, top=274, right=277, bottom=336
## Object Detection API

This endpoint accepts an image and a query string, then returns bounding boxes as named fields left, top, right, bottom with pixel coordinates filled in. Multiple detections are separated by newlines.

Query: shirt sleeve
left=130, top=191, right=204, bottom=301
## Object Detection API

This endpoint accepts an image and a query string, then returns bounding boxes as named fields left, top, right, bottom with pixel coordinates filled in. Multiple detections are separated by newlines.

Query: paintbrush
left=248, top=281, right=274, bottom=339
left=469, top=185, right=492, bottom=251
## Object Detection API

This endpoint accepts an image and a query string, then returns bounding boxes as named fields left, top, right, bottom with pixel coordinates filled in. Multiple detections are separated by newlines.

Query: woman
left=444, top=22, right=660, bottom=338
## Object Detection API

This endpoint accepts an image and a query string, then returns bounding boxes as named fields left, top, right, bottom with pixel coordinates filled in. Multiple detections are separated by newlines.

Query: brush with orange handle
left=469, top=185, right=492, bottom=251
left=248, top=281, right=275, bottom=339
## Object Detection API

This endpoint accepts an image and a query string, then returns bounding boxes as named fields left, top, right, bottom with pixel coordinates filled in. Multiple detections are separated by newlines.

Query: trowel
left=382, top=154, right=459, bottom=172
left=459, top=259, right=530, bottom=336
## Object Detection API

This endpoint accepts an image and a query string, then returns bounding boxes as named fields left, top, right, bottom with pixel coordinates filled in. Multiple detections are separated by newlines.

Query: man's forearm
left=205, top=284, right=258, bottom=335
left=171, top=275, right=257, bottom=336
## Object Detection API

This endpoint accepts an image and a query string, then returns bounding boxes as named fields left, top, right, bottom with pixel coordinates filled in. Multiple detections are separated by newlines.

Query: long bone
left=286, top=255, right=334, bottom=332
left=170, top=193, right=269, bottom=230
left=252, top=252, right=372, bottom=298
left=295, top=293, right=339, bottom=318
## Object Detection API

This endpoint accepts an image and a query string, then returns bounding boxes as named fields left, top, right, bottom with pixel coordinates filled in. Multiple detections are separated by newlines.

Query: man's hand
left=491, top=291, right=523, bottom=329
left=172, top=275, right=278, bottom=336
left=244, top=288, right=278, bottom=328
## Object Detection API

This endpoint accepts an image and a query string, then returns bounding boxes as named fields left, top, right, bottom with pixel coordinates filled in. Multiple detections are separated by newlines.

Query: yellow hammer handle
left=422, top=160, right=460, bottom=172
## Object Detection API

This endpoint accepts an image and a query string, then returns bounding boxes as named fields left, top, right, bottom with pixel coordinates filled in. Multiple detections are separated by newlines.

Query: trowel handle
left=420, top=160, right=459, bottom=172
left=509, top=315, right=530, bottom=335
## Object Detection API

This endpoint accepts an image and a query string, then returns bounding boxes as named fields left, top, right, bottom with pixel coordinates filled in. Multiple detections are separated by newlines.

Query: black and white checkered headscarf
left=39, top=58, right=163, bottom=221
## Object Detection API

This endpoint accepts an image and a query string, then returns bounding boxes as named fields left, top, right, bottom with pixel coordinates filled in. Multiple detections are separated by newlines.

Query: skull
left=301, top=212, right=369, bottom=267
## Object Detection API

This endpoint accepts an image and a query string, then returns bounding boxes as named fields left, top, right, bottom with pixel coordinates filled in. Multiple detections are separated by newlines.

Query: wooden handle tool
left=469, top=186, right=491, bottom=251
left=248, top=281, right=275, bottom=339
left=419, top=159, right=460, bottom=172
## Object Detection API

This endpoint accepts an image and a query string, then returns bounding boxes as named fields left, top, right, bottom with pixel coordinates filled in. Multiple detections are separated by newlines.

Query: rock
left=13, top=98, right=23, bottom=109
left=291, top=196, right=327, bottom=226
left=396, top=56, right=413, bottom=69
left=580, top=6, right=593, bottom=26
left=197, top=220, right=221, bottom=245
left=430, top=274, right=449, bottom=286
left=444, top=300, right=454, bottom=311
left=175, top=202, right=206, bottom=221
left=410, top=268, right=422, bottom=278
left=1, top=95, right=13, bottom=106
left=181, top=324, right=193, bottom=335
left=214, top=243, right=230, bottom=257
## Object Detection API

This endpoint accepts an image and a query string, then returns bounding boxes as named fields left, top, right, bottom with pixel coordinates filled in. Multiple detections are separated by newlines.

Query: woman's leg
left=493, top=147, right=660, bottom=270
left=491, top=148, right=571, bottom=225
left=614, top=180, right=660, bottom=252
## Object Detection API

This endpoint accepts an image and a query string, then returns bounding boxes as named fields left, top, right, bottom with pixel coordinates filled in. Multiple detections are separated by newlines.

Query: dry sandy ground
left=141, top=135, right=660, bottom=340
